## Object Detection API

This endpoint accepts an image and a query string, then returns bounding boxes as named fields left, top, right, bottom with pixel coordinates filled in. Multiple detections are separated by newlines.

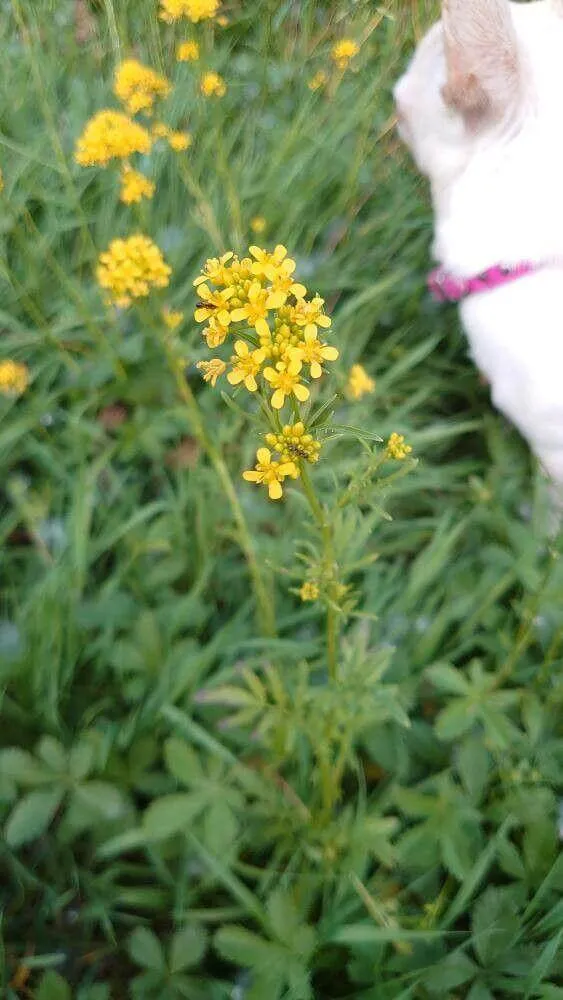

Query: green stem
left=163, top=343, right=276, bottom=639
left=299, top=463, right=338, bottom=683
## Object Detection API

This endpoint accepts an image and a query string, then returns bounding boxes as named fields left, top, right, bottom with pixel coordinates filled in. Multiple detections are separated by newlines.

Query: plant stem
left=299, top=463, right=338, bottom=682
left=163, top=345, right=276, bottom=639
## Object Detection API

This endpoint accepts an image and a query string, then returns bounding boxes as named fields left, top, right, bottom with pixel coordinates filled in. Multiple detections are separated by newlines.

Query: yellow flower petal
left=291, top=283, right=307, bottom=298
left=243, top=470, right=261, bottom=482
left=271, top=389, right=285, bottom=409
left=255, top=317, right=270, bottom=338
left=268, top=480, right=283, bottom=500
left=263, top=367, right=276, bottom=383
left=310, top=361, right=323, bottom=379
left=230, top=307, right=248, bottom=322
left=227, top=370, right=244, bottom=385
left=234, top=340, right=249, bottom=357
left=244, top=375, right=258, bottom=392
left=293, top=383, right=310, bottom=402
left=267, top=291, right=287, bottom=310
left=257, top=448, right=271, bottom=464
left=321, top=346, right=339, bottom=360
left=287, top=357, right=302, bottom=377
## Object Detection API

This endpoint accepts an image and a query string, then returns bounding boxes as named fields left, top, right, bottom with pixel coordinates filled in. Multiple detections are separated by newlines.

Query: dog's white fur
left=394, top=0, right=563, bottom=484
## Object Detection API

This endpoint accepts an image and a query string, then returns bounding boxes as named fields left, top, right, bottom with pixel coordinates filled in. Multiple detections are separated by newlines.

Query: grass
left=2, top=1, right=563, bottom=998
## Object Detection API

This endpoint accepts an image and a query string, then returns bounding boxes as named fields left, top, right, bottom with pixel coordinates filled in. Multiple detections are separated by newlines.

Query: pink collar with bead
left=428, top=260, right=541, bottom=303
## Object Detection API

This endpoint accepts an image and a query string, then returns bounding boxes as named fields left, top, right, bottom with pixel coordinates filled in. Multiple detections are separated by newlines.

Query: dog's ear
left=441, top=0, right=521, bottom=122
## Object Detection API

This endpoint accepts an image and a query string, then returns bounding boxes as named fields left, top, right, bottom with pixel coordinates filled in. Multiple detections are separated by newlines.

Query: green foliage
left=2, top=1, right=563, bottom=998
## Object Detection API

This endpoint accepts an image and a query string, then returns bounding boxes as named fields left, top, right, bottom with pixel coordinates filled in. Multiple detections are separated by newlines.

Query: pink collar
left=428, top=261, right=538, bottom=303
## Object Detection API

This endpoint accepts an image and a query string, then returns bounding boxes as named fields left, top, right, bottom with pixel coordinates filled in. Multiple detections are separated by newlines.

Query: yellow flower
left=194, top=283, right=234, bottom=326
left=162, top=307, right=184, bottom=330
left=227, top=341, right=266, bottom=393
left=119, top=164, right=155, bottom=204
left=0, top=360, right=29, bottom=397
left=230, top=281, right=286, bottom=337
left=291, top=295, right=331, bottom=329
left=177, top=40, right=200, bottom=61
left=196, top=358, right=226, bottom=387
left=250, top=216, right=267, bottom=235
left=385, top=432, right=413, bottom=461
left=289, top=325, right=338, bottom=379
left=308, top=71, right=328, bottom=92
left=332, top=39, right=360, bottom=70
left=114, top=59, right=171, bottom=115
left=346, top=363, right=375, bottom=400
left=152, top=122, right=170, bottom=139
left=299, top=581, right=319, bottom=601
left=202, top=315, right=230, bottom=349
left=217, top=14, right=229, bottom=26
left=193, top=252, right=234, bottom=288
left=200, top=71, right=227, bottom=98
left=75, top=110, right=152, bottom=167
left=96, top=234, right=171, bottom=308
left=265, top=422, right=321, bottom=464
left=168, top=130, right=192, bottom=151
left=243, top=447, right=298, bottom=501
left=159, top=0, right=219, bottom=21
left=263, top=358, right=310, bottom=410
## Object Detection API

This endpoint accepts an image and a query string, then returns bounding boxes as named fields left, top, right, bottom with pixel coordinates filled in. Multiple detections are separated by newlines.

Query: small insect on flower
left=265, top=422, right=321, bottom=464
left=227, top=341, right=267, bottom=393
left=308, top=71, right=328, bottom=92
left=96, top=234, right=172, bottom=308
left=386, top=432, right=413, bottom=461
left=332, top=39, right=360, bottom=71
left=119, top=164, right=155, bottom=204
left=177, top=40, right=200, bottom=61
left=162, top=307, right=184, bottom=330
left=159, top=0, right=220, bottom=23
left=196, top=358, right=226, bottom=387
left=200, top=71, right=227, bottom=98
left=0, top=360, right=29, bottom=397
left=168, top=130, right=192, bottom=151
left=75, top=110, right=152, bottom=167
left=114, top=59, right=171, bottom=115
left=289, top=325, right=339, bottom=379
left=263, top=358, right=310, bottom=410
left=299, top=581, right=319, bottom=601
left=250, top=216, right=267, bottom=235
left=194, top=284, right=234, bottom=326
left=243, top=448, right=298, bottom=501
left=346, top=363, right=375, bottom=400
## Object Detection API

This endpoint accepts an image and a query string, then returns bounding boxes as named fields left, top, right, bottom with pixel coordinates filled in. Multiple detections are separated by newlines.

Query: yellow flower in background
left=227, top=341, right=267, bottom=393
left=200, top=71, right=227, bottom=98
left=265, top=422, right=321, bottom=464
left=96, top=234, right=171, bottom=308
left=177, top=40, right=200, bottom=61
left=386, top=432, right=412, bottom=461
left=299, top=581, right=319, bottom=601
left=159, top=0, right=219, bottom=22
left=263, top=359, right=309, bottom=410
left=243, top=448, right=298, bottom=501
left=289, top=325, right=339, bottom=379
left=250, top=216, right=267, bottom=235
left=332, top=39, right=360, bottom=70
left=230, top=282, right=285, bottom=337
left=0, top=360, right=29, bottom=397
left=75, top=110, right=152, bottom=167
left=196, top=358, right=226, bottom=387
left=162, top=307, right=184, bottom=330
left=194, top=284, right=234, bottom=325
left=119, top=164, right=155, bottom=204
left=114, top=59, right=171, bottom=115
left=152, top=122, right=170, bottom=139
left=217, top=14, right=229, bottom=26
left=308, top=71, right=328, bottom=92
left=168, top=130, right=192, bottom=151
left=346, top=363, right=375, bottom=400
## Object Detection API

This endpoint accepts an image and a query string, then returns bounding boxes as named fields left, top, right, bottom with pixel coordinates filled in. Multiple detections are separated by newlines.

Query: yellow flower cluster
left=0, top=360, right=29, bottom=397
left=159, top=0, right=219, bottom=23
left=152, top=123, right=192, bottom=151
left=385, top=432, right=412, bottom=461
left=346, top=363, right=375, bottom=400
left=264, top=422, right=321, bottom=464
left=332, top=39, right=360, bottom=70
left=114, top=59, right=171, bottom=115
left=193, top=245, right=338, bottom=410
left=177, top=40, right=200, bottom=61
left=243, top=448, right=298, bottom=501
left=120, top=164, right=155, bottom=204
left=74, top=110, right=152, bottom=167
left=200, top=71, right=227, bottom=98
left=97, top=234, right=171, bottom=308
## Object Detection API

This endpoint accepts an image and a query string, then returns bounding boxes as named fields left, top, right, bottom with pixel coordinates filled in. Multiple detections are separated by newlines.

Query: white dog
left=394, top=0, right=563, bottom=489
